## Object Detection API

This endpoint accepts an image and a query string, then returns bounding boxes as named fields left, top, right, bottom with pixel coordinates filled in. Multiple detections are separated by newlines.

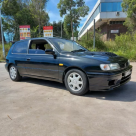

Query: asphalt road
left=0, top=63, right=136, bottom=136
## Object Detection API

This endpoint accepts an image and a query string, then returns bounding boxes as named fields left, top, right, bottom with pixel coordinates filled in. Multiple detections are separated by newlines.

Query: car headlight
left=100, top=63, right=120, bottom=71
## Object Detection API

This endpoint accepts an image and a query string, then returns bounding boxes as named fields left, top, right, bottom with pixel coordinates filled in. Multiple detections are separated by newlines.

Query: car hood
left=73, top=51, right=128, bottom=67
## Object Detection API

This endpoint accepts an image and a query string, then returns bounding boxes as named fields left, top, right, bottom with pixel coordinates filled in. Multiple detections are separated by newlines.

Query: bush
left=78, top=32, right=136, bottom=61
left=78, top=31, right=106, bottom=51
left=0, top=43, right=12, bottom=61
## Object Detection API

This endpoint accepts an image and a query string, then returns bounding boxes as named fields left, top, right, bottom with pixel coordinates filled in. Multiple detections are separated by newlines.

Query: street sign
left=111, top=30, right=119, bottom=34
left=43, top=26, right=53, bottom=37
left=19, top=25, right=31, bottom=40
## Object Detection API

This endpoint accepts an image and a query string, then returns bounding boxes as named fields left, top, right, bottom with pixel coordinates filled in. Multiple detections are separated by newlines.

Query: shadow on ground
left=22, top=77, right=136, bottom=102
left=85, top=81, right=136, bottom=102
left=21, top=77, right=66, bottom=90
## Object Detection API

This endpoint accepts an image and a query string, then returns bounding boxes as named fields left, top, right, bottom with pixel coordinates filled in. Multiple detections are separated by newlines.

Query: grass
left=104, top=41, right=136, bottom=61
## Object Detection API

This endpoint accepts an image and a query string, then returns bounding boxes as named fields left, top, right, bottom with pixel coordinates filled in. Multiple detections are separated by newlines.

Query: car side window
left=12, top=40, right=28, bottom=54
left=28, top=39, right=53, bottom=54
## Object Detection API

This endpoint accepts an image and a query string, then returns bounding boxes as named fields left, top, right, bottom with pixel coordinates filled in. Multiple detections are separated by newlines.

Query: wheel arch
left=62, top=66, right=89, bottom=84
left=8, top=63, right=14, bottom=71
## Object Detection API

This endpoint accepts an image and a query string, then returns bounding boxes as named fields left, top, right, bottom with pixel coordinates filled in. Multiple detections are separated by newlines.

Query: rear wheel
left=9, top=64, right=22, bottom=81
left=64, top=69, right=88, bottom=96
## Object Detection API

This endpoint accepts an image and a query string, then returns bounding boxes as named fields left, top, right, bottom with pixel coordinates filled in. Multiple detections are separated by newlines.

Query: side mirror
left=45, top=49, right=55, bottom=55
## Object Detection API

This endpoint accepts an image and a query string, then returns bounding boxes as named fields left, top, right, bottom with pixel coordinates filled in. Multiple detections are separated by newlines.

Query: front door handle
left=27, top=58, right=31, bottom=61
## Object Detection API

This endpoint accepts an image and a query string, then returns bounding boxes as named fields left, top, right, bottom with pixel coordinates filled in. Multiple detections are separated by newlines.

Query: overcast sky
left=46, top=0, right=98, bottom=31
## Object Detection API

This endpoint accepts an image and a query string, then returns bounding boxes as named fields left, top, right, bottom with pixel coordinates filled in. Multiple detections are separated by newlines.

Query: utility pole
left=93, top=19, right=95, bottom=49
left=0, top=3, right=5, bottom=58
left=87, top=29, right=88, bottom=40
left=60, top=20, right=62, bottom=38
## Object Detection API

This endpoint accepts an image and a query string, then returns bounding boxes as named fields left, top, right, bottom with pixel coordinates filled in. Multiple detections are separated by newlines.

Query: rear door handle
left=27, top=58, right=31, bottom=61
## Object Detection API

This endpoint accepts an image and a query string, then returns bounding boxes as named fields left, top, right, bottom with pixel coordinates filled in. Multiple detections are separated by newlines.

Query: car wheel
left=64, top=69, right=88, bottom=96
left=9, top=64, right=22, bottom=81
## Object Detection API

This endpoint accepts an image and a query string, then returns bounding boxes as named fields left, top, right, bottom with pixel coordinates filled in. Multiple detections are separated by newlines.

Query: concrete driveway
left=0, top=63, right=136, bottom=136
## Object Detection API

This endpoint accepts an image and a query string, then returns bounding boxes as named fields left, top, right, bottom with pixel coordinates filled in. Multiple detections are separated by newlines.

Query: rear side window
left=12, top=40, right=28, bottom=54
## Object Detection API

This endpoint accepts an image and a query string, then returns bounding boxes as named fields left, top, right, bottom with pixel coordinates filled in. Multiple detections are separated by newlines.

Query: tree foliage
left=2, top=0, right=49, bottom=40
left=122, top=0, right=136, bottom=32
left=49, top=21, right=68, bottom=38
left=57, top=0, right=89, bottom=39
left=64, top=14, right=78, bottom=38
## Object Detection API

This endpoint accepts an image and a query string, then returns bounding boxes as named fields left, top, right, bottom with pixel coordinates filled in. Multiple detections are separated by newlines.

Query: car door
left=12, top=40, right=29, bottom=75
left=25, top=39, right=59, bottom=80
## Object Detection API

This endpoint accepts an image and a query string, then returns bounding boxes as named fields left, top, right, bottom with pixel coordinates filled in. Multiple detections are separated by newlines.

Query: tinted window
left=13, top=40, right=28, bottom=53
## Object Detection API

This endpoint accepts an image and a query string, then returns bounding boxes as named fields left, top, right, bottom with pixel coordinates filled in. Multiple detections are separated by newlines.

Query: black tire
left=9, top=64, right=22, bottom=81
left=64, top=69, right=88, bottom=96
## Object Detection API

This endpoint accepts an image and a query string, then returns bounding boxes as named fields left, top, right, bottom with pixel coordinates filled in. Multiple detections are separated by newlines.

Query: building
left=78, top=0, right=127, bottom=40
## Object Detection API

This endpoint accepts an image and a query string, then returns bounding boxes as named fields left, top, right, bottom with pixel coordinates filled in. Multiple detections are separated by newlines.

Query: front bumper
left=87, top=65, right=132, bottom=91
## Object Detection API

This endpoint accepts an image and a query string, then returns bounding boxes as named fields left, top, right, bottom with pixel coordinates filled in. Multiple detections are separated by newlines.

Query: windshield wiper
left=71, top=49, right=86, bottom=53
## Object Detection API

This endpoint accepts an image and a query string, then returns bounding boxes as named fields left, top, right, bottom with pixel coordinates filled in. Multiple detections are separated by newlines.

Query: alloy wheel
left=67, top=72, right=83, bottom=92
left=10, top=66, right=17, bottom=80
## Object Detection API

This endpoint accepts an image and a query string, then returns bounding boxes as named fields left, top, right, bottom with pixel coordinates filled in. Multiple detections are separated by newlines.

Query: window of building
left=107, top=3, right=112, bottom=12
left=112, top=2, right=117, bottom=11
left=117, top=2, right=122, bottom=11
left=101, top=3, right=107, bottom=12
left=110, top=21, right=125, bottom=24
left=101, top=2, right=122, bottom=12
left=12, top=40, right=28, bottom=54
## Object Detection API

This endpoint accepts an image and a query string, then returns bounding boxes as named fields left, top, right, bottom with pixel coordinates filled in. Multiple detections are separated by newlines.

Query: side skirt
left=21, top=74, right=63, bottom=83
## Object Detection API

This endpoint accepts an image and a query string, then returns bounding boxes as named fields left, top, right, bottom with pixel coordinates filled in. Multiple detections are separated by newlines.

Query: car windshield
left=50, top=38, right=87, bottom=52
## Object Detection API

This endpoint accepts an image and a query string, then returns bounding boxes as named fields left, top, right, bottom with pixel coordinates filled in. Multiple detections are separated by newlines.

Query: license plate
left=125, top=70, right=131, bottom=77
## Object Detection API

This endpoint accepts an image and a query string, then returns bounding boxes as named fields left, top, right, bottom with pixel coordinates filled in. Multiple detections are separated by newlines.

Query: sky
left=46, top=0, right=98, bottom=31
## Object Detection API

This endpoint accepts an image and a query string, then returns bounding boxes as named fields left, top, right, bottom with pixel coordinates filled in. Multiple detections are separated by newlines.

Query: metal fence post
left=93, top=19, right=95, bottom=49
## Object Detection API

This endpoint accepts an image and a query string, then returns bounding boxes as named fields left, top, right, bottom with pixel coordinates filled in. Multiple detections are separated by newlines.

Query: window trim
left=11, top=38, right=60, bottom=55
left=12, top=40, right=29, bottom=55
left=27, top=38, right=59, bottom=55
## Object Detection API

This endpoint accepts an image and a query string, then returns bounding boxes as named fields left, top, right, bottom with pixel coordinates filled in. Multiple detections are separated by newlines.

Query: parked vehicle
left=5, top=37, right=132, bottom=95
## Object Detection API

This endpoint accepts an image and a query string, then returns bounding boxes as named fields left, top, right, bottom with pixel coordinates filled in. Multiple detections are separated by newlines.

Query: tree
left=57, top=0, right=89, bottom=39
left=2, top=0, right=49, bottom=40
left=122, top=0, right=136, bottom=32
left=29, top=0, right=49, bottom=36
left=64, top=14, right=79, bottom=38
left=51, top=21, right=68, bottom=38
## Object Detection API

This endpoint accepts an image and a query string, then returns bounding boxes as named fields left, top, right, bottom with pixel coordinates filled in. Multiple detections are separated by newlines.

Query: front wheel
left=9, top=64, right=22, bottom=81
left=64, top=69, right=88, bottom=96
